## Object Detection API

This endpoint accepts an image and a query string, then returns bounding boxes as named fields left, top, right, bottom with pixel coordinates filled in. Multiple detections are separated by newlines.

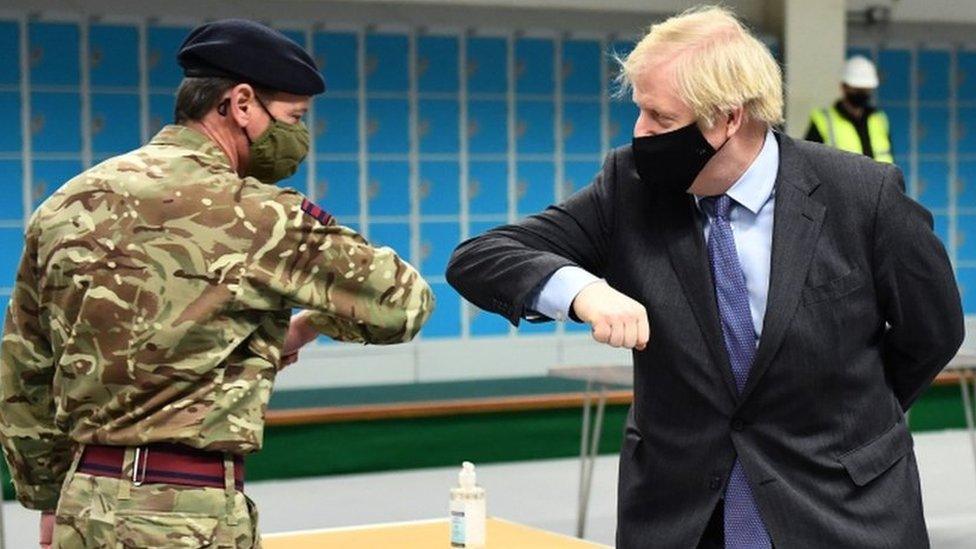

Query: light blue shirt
left=528, top=129, right=779, bottom=337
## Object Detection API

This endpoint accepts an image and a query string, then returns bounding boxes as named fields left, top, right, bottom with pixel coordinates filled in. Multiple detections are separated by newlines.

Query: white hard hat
left=843, top=55, right=879, bottom=89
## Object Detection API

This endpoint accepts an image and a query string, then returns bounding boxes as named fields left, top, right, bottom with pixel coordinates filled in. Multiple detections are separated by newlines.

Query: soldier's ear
left=228, top=84, right=256, bottom=126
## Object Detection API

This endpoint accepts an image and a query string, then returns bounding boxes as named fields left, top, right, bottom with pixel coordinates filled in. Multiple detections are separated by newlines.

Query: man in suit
left=446, top=6, right=963, bottom=548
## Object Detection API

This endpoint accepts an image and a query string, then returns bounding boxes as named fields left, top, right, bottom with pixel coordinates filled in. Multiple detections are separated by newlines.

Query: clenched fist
left=572, top=281, right=650, bottom=350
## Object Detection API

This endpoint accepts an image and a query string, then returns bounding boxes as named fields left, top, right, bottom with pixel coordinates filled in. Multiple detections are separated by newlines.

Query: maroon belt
left=78, top=443, right=245, bottom=491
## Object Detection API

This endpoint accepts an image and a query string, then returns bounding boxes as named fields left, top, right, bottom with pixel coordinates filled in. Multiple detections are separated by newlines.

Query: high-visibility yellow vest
left=809, top=106, right=894, bottom=163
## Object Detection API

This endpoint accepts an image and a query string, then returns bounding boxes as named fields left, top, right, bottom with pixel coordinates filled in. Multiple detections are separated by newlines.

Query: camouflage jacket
left=0, top=125, right=434, bottom=510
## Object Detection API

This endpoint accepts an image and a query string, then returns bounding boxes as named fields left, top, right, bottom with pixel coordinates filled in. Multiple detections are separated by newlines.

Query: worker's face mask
left=845, top=90, right=872, bottom=109
left=220, top=96, right=310, bottom=184
left=632, top=120, right=729, bottom=194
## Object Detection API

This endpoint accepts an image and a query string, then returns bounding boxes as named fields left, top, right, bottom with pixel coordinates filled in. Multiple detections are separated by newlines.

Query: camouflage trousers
left=53, top=447, right=260, bottom=548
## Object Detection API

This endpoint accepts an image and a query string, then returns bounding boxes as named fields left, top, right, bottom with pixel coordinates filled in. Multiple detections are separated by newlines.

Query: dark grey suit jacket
left=446, top=133, right=964, bottom=548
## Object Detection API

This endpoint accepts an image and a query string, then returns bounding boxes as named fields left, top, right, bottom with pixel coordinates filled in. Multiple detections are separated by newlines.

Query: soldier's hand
left=571, top=281, right=649, bottom=350
left=39, top=510, right=54, bottom=548
left=283, top=310, right=320, bottom=356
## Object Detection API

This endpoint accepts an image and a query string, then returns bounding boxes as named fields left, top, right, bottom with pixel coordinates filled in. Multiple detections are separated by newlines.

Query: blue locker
left=958, top=107, right=976, bottom=155
left=564, top=160, right=601, bottom=195
left=608, top=100, right=637, bottom=148
left=469, top=303, right=510, bottom=336
left=314, top=31, right=358, bottom=93
left=149, top=93, right=174, bottom=136
left=934, top=214, right=950, bottom=250
left=515, top=38, right=554, bottom=95
left=918, top=106, right=950, bottom=155
left=877, top=48, right=911, bottom=104
left=516, top=161, right=554, bottom=215
left=917, top=49, right=950, bottom=102
left=419, top=161, right=459, bottom=216
left=419, top=221, right=460, bottom=276
left=368, top=161, right=410, bottom=216
left=516, top=100, right=554, bottom=154
left=467, top=100, right=507, bottom=154
left=148, top=26, right=192, bottom=90
left=31, top=92, right=81, bottom=153
left=0, top=92, right=21, bottom=153
left=367, top=99, right=409, bottom=154
left=32, top=160, right=82, bottom=209
left=565, top=318, right=591, bottom=333
left=278, top=29, right=305, bottom=48
left=917, top=160, right=949, bottom=210
left=368, top=221, right=411, bottom=257
left=366, top=34, right=408, bottom=92
left=958, top=268, right=976, bottom=315
left=419, top=99, right=459, bottom=154
left=846, top=46, right=874, bottom=61
left=0, top=160, right=23, bottom=222
left=885, top=106, right=910, bottom=159
left=958, top=215, right=976, bottom=262
left=467, top=36, right=507, bottom=95
left=959, top=51, right=976, bottom=102
left=91, top=93, right=140, bottom=155
left=29, top=22, right=79, bottom=86
left=0, top=228, right=23, bottom=288
left=424, top=282, right=461, bottom=338
left=468, top=220, right=502, bottom=239
left=958, top=160, right=976, bottom=209
left=278, top=161, right=309, bottom=196
left=468, top=161, right=508, bottom=216
left=89, top=24, right=138, bottom=88
left=562, top=39, right=601, bottom=96
left=315, top=97, right=359, bottom=153
left=315, top=161, right=360, bottom=218
left=0, top=21, right=18, bottom=85
left=418, top=35, right=458, bottom=94
left=563, top=100, right=601, bottom=154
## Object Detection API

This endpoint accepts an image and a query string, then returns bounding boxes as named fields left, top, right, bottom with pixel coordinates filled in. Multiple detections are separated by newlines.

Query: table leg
left=958, top=371, right=976, bottom=485
left=577, top=379, right=593, bottom=538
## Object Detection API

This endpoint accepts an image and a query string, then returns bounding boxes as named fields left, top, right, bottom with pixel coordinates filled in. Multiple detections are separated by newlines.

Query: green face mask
left=241, top=98, right=310, bottom=184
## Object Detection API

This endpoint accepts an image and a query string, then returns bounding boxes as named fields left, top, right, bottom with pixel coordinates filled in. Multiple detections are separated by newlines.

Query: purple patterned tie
left=700, top=195, right=772, bottom=549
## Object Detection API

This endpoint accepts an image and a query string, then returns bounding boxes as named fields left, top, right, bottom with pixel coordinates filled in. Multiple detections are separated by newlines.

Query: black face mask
left=845, top=91, right=872, bottom=109
left=632, top=121, right=723, bottom=194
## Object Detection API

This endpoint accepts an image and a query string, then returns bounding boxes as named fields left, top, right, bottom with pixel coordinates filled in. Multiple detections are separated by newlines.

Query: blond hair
left=617, top=5, right=783, bottom=127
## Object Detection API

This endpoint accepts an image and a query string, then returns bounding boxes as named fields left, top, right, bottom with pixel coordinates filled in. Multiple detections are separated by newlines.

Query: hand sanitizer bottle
left=450, top=461, right=486, bottom=548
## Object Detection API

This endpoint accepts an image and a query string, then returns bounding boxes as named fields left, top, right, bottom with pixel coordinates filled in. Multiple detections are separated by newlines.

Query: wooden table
left=261, top=517, right=610, bottom=548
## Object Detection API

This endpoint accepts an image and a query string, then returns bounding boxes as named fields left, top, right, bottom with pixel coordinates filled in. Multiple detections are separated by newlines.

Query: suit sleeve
left=244, top=190, right=434, bottom=345
left=873, top=164, right=964, bottom=409
left=0, top=221, right=73, bottom=511
left=446, top=150, right=616, bottom=325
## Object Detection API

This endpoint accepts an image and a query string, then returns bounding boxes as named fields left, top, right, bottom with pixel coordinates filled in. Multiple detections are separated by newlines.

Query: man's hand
left=572, top=281, right=649, bottom=350
left=40, top=510, right=54, bottom=548
left=280, top=311, right=320, bottom=369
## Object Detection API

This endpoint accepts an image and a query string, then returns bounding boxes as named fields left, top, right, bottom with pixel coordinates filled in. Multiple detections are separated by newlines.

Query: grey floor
left=3, top=429, right=975, bottom=547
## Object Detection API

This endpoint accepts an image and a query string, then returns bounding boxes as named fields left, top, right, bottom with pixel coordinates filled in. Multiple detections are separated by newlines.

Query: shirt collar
left=694, top=128, right=779, bottom=215
left=149, top=124, right=234, bottom=173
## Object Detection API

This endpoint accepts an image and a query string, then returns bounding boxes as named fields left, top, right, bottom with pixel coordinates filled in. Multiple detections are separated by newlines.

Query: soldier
left=0, top=19, right=433, bottom=548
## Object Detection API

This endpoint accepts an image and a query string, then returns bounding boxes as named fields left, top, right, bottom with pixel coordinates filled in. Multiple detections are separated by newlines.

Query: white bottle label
left=450, top=509, right=466, bottom=547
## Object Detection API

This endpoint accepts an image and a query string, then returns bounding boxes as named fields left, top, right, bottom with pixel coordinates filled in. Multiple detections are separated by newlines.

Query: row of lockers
left=0, top=21, right=620, bottom=95
left=0, top=92, right=636, bottom=156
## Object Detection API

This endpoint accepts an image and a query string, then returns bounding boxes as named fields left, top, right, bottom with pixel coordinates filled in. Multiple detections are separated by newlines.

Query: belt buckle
left=132, top=446, right=149, bottom=486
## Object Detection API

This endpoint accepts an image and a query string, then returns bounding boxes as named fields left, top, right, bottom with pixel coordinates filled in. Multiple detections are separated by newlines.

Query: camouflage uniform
left=0, top=124, right=434, bottom=547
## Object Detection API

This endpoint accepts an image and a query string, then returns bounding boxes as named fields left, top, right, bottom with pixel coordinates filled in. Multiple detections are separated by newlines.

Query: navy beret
left=177, top=19, right=325, bottom=95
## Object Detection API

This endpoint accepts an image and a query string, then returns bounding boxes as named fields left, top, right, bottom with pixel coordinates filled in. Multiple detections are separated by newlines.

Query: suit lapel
left=658, top=189, right=741, bottom=403
left=738, top=135, right=826, bottom=403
